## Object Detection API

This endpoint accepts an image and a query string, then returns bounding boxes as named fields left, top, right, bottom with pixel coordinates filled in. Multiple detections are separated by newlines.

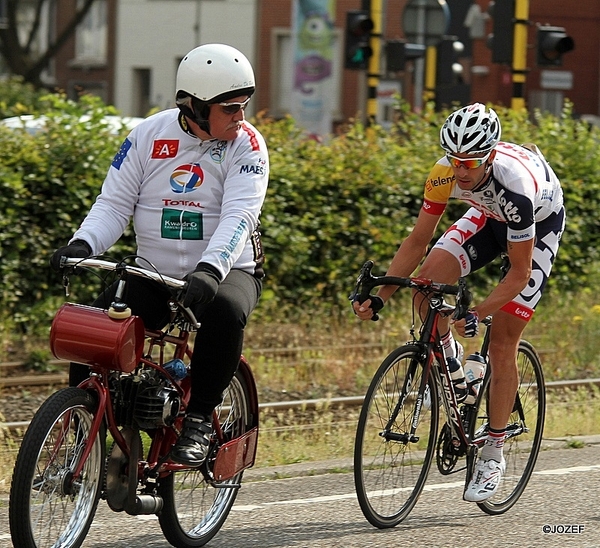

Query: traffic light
left=436, top=37, right=465, bottom=85
left=486, top=0, right=515, bottom=65
left=436, top=37, right=469, bottom=110
left=344, top=10, right=374, bottom=70
left=385, top=40, right=426, bottom=72
left=536, top=25, right=575, bottom=66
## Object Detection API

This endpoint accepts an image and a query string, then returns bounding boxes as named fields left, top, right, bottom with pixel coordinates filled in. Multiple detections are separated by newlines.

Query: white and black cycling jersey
left=423, top=141, right=564, bottom=243
left=72, top=108, right=269, bottom=280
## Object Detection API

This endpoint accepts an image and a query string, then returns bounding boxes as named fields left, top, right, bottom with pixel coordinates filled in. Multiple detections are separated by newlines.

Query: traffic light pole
left=365, top=0, right=383, bottom=123
left=511, top=0, right=529, bottom=110
left=424, top=45, right=437, bottom=104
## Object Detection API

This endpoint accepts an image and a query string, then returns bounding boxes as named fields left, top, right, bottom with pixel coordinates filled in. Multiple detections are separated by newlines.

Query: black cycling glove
left=50, top=240, right=92, bottom=271
left=183, top=263, right=222, bottom=308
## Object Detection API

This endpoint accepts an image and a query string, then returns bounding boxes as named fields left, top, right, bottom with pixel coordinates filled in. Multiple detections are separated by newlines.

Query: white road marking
left=231, top=463, right=600, bottom=512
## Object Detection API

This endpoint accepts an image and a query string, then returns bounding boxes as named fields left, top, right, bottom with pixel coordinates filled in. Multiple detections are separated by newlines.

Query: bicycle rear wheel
left=9, top=387, right=105, bottom=548
left=470, top=340, right=545, bottom=514
left=158, top=367, right=251, bottom=547
left=354, top=344, right=439, bottom=528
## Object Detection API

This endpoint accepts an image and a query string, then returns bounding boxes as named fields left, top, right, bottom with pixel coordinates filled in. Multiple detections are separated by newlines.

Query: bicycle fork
left=379, top=348, right=431, bottom=445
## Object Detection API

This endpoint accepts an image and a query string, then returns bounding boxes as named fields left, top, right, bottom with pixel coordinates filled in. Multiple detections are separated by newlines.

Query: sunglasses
left=446, top=150, right=492, bottom=170
left=218, top=97, right=251, bottom=115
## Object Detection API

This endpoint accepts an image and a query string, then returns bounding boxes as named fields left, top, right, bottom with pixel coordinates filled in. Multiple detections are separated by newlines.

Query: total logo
left=170, top=163, right=204, bottom=194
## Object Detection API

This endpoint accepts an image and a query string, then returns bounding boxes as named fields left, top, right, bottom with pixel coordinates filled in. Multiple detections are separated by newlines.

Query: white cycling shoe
left=463, top=456, right=506, bottom=502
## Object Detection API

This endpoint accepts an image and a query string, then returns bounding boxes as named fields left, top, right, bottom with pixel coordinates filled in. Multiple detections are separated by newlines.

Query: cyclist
left=50, top=43, right=269, bottom=467
left=353, top=103, right=565, bottom=501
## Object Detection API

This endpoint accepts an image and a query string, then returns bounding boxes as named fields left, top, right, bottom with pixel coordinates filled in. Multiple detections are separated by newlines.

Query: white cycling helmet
left=440, top=103, right=501, bottom=155
left=175, top=43, right=255, bottom=134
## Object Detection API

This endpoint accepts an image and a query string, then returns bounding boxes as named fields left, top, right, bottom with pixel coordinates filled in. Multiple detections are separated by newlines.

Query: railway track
left=0, top=341, right=387, bottom=388
left=2, top=374, right=600, bottom=430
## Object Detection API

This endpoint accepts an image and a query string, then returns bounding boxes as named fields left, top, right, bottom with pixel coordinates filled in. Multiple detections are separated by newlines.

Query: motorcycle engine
left=110, top=368, right=181, bottom=430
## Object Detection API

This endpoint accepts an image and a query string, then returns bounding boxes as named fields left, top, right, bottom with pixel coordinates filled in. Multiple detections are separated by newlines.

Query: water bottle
left=464, top=352, right=486, bottom=405
left=447, top=357, right=467, bottom=403
left=163, top=358, right=188, bottom=381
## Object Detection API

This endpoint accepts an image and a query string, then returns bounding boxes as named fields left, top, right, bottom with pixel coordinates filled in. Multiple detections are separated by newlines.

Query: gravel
left=0, top=385, right=59, bottom=424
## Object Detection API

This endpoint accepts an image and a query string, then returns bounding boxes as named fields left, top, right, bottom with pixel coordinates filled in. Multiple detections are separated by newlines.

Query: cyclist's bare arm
left=353, top=208, right=443, bottom=320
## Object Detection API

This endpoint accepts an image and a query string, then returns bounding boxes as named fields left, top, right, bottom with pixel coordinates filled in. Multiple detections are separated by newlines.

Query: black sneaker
left=171, top=414, right=213, bottom=467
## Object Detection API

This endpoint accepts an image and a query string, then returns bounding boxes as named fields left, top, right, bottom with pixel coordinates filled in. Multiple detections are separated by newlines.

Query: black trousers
left=69, top=269, right=262, bottom=416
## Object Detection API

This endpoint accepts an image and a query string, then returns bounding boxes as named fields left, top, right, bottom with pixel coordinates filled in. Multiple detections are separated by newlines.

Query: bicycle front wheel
left=354, top=344, right=439, bottom=528
left=471, top=340, right=546, bottom=515
left=9, top=387, right=105, bottom=548
left=158, top=367, right=252, bottom=547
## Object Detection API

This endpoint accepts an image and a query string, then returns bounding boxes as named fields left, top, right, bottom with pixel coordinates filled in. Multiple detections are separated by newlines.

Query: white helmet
left=175, top=43, right=255, bottom=134
left=440, top=103, right=501, bottom=155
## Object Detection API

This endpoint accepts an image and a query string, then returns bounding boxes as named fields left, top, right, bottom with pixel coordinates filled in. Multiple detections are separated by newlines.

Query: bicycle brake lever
left=62, top=274, right=70, bottom=297
left=452, top=278, right=472, bottom=320
left=349, top=260, right=375, bottom=303
left=183, top=306, right=200, bottom=329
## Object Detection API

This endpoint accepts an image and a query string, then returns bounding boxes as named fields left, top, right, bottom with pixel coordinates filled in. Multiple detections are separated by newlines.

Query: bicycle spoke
left=473, top=341, right=545, bottom=514
left=10, top=388, right=104, bottom=548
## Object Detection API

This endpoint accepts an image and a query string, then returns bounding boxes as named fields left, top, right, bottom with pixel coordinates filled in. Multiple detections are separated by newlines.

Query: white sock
left=441, top=330, right=457, bottom=360
left=480, top=428, right=506, bottom=462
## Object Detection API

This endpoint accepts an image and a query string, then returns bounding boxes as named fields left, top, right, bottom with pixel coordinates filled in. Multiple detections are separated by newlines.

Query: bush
left=0, top=92, right=135, bottom=330
left=0, top=77, right=49, bottom=119
left=0, top=85, right=598, bottom=331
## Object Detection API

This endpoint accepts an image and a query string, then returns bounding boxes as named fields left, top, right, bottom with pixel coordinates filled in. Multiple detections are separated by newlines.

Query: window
left=74, top=0, right=107, bottom=65
left=132, top=68, right=152, bottom=117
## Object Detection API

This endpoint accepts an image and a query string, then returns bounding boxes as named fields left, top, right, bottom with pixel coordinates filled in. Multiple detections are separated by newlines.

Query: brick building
left=40, top=0, right=600, bottom=127
left=256, top=0, right=600, bottom=127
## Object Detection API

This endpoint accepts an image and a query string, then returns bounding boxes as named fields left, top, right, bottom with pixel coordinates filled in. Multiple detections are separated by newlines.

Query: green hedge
left=0, top=81, right=598, bottom=330
left=257, top=102, right=600, bottom=315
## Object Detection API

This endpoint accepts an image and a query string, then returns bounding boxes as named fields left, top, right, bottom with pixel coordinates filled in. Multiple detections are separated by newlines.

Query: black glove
left=352, top=295, right=384, bottom=321
left=368, top=296, right=385, bottom=314
left=183, top=263, right=222, bottom=308
left=50, top=240, right=92, bottom=271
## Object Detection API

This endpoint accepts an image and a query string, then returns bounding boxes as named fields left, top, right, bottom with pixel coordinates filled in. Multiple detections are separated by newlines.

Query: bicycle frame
left=351, top=261, right=487, bottom=460
left=382, top=290, right=484, bottom=455
left=352, top=258, right=530, bottom=459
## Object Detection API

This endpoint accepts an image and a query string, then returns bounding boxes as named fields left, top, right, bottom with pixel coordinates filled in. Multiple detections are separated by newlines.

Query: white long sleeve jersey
left=73, top=109, right=269, bottom=280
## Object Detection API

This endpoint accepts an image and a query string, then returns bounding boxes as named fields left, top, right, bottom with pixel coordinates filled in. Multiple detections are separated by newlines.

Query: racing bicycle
left=351, top=259, right=545, bottom=528
left=9, top=256, right=259, bottom=548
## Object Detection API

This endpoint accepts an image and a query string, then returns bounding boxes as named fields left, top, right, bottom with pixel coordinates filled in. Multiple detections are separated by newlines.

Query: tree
left=0, top=0, right=98, bottom=89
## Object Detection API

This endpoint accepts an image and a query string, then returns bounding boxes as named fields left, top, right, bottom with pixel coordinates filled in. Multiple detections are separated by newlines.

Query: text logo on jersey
left=497, top=188, right=522, bottom=223
left=152, top=139, right=179, bottom=159
left=210, top=141, right=227, bottom=163
left=170, top=163, right=204, bottom=194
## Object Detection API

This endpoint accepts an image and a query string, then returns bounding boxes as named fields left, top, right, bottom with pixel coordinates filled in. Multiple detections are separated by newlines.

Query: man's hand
left=352, top=296, right=384, bottom=321
left=453, top=310, right=479, bottom=338
left=183, top=263, right=222, bottom=308
left=49, top=240, right=92, bottom=271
